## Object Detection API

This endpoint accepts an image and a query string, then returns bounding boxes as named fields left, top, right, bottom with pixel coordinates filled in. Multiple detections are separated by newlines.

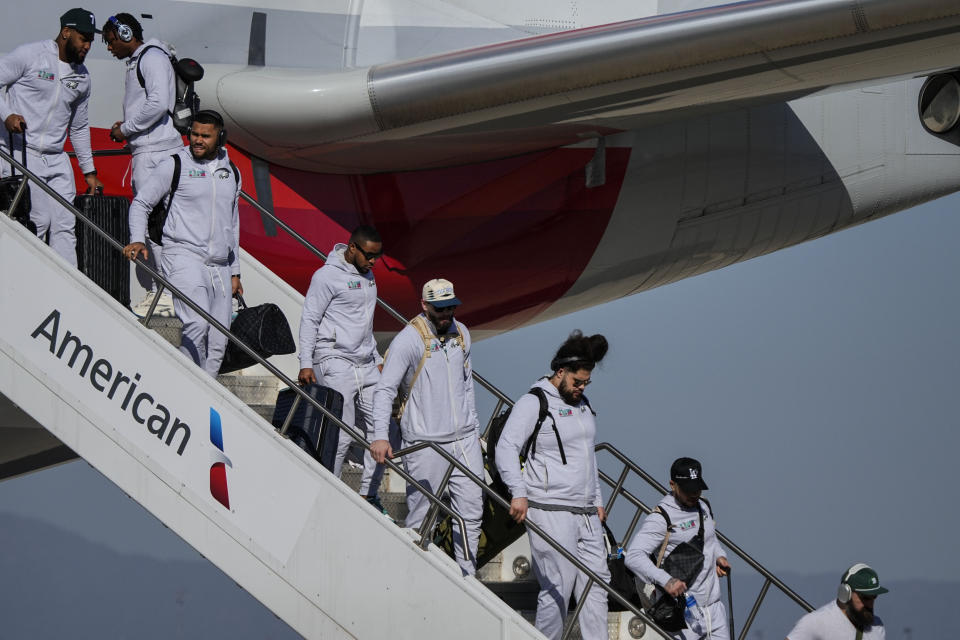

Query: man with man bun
left=786, top=563, right=887, bottom=639
left=495, top=330, right=611, bottom=640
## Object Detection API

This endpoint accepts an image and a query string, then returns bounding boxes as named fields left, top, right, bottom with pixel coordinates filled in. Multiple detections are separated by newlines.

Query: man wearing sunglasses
left=370, top=278, right=483, bottom=576
left=0, top=8, right=104, bottom=265
left=495, top=330, right=611, bottom=640
left=298, top=226, right=391, bottom=514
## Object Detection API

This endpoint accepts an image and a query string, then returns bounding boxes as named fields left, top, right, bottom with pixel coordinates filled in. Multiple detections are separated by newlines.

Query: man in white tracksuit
left=370, top=278, right=483, bottom=575
left=298, top=227, right=391, bottom=512
left=123, top=110, right=242, bottom=377
left=625, top=458, right=732, bottom=640
left=786, top=563, right=887, bottom=639
left=104, top=12, right=183, bottom=316
left=0, top=8, right=104, bottom=265
left=496, top=330, right=611, bottom=640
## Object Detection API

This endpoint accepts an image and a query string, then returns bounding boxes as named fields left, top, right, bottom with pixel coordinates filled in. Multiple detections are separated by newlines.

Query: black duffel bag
left=644, top=503, right=707, bottom=631
left=219, top=294, right=296, bottom=374
left=1, top=131, right=34, bottom=233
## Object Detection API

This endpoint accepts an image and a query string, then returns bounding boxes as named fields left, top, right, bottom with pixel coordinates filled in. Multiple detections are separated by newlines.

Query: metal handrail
left=54, top=145, right=810, bottom=637
left=1, top=147, right=675, bottom=638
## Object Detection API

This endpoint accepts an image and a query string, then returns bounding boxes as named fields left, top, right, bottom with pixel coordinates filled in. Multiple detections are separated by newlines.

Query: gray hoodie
left=119, top=39, right=182, bottom=155
left=495, top=378, right=602, bottom=510
left=298, top=243, right=380, bottom=368
left=128, top=146, right=240, bottom=272
left=0, top=40, right=94, bottom=173
left=372, top=315, right=479, bottom=443
left=624, top=494, right=726, bottom=607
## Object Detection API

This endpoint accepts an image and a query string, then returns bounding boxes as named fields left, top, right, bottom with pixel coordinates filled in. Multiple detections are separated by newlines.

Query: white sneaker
left=132, top=291, right=176, bottom=318
left=154, top=292, right=176, bottom=318
left=132, top=291, right=156, bottom=317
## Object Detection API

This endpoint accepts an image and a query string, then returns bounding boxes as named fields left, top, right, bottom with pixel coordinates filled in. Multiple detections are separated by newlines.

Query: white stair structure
left=0, top=156, right=816, bottom=640
left=0, top=214, right=541, bottom=640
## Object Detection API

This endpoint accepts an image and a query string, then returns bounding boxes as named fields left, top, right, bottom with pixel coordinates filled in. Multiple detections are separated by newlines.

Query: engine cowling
left=919, top=73, right=960, bottom=134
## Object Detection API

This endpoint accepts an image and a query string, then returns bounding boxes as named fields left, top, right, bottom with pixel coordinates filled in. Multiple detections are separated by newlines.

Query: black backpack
left=136, top=44, right=204, bottom=134
left=147, top=154, right=239, bottom=245
left=486, top=386, right=590, bottom=498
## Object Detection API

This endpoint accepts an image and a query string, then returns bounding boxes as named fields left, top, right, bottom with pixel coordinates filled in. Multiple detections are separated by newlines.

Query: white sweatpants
left=526, top=507, right=611, bottom=640
left=402, top=434, right=483, bottom=575
left=21, top=150, right=77, bottom=267
left=131, top=147, right=180, bottom=292
left=672, top=600, right=728, bottom=640
left=161, top=250, right=232, bottom=377
left=312, top=357, right=385, bottom=495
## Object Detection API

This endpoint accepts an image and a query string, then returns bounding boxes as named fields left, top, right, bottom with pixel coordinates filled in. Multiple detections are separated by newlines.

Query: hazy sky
left=1, top=191, right=957, bottom=628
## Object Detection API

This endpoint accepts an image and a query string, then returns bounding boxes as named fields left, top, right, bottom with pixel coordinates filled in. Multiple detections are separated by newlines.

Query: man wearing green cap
left=0, top=8, right=104, bottom=266
left=786, top=562, right=887, bottom=639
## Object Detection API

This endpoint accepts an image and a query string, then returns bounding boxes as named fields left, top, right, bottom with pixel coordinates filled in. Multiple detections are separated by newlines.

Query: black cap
left=60, top=8, right=99, bottom=34
left=671, top=457, right=708, bottom=492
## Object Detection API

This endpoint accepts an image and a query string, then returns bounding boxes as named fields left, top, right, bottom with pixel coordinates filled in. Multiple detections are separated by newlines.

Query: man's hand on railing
left=716, top=556, right=731, bottom=577
left=370, top=439, right=393, bottom=463
left=4, top=114, right=25, bottom=133
left=123, top=242, right=148, bottom=261
left=664, top=577, right=687, bottom=597
left=509, top=497, right=528, bottom=523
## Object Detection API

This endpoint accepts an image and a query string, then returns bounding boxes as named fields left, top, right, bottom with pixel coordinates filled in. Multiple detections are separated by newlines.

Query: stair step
left=140, top=316, right=181, bottom=347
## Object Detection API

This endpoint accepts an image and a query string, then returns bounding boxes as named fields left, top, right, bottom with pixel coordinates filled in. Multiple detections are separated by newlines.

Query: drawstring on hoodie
left=206, top=264, right=226, bottom=297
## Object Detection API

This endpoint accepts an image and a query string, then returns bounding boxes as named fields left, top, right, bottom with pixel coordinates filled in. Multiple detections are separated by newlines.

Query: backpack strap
left=164, top=153, right=181, bottom=216
left=519, top=387, right=567, bottom=465
left=135, top=44, right=164, bottom=89
left=396, top=315, right=464, bottom=420
left=653, top=507, right=673, bottom=567
left=699, top=496, right=713, bottom=520
left=230, top=161, right=240, bottom=186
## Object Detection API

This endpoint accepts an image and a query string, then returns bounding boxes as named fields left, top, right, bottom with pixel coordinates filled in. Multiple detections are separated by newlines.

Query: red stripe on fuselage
left=77, top=130, right=629, bottom=331
left=239, top=147, right=629, bottom=331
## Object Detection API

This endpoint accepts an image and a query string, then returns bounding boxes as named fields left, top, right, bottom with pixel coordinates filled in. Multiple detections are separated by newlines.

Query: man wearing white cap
left=786, top=563, right=887, bottom=639
left=371, top=278, right=483, bottom=575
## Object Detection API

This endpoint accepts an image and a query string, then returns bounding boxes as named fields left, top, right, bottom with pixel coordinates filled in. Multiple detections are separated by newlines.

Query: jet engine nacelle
left=919, top=72, right=960, bottom=134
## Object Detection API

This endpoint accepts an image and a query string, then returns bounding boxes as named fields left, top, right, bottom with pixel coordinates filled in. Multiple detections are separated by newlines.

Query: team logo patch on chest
left=188, top=169, right=207, bottom=178
left=37, top=71, right=55, bottom=81
left=215, top=168, right=231, bottom=180
left=63, top=80, right=79, bottom=90
left=678, top=518, right=697, bottom=531
left=429, top=341, right=441, bottom=353
left=347, top=280, right=361, bottom=290
left=558, top=408, right=573, bottom=417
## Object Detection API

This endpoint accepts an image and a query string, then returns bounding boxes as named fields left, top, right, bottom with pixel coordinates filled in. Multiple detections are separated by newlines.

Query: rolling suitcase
left=75, top=194, right=131, bottom=307
left=272, top=383, right=343, bottom=471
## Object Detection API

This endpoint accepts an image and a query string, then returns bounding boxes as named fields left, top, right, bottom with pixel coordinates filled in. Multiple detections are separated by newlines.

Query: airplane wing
left=213, top=0, right=960, bottom=173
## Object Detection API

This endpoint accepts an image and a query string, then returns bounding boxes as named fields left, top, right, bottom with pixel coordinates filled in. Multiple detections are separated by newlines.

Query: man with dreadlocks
left=495, top=330, right=611, bottom=640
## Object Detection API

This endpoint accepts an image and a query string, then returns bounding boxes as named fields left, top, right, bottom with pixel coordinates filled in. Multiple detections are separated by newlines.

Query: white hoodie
left=127, top=146, right=240, bottom=272
left=495, top=377, right=602, bottom=510
left=298, top=243, right=380, bottom=367
left=0, top=40, right=94, bottom=173
left=119, top=39, right=182, bottom=155
left=373, top=315, right=479, bottom=443
left=624, top=493, right=726, bottom=608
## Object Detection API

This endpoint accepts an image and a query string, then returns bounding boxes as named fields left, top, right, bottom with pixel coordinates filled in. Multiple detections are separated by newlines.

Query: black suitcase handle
left=7, top=131, right=26, bottom=176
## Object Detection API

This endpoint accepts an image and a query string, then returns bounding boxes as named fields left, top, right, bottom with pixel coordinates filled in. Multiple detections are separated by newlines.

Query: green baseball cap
left=842, top=563, right=889, bottom=596
left=60, top=8, right=99, bottom=34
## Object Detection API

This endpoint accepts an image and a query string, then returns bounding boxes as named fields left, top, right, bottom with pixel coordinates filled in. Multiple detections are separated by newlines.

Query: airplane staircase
left=0, top=149, right=814, bottom=640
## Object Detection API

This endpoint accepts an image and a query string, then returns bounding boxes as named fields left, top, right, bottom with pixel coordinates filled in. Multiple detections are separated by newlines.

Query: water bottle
left=683, top=593, right=702, bottom=634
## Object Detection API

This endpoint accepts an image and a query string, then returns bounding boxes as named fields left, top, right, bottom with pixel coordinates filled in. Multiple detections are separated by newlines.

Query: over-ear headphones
left=837, top=562, right=871, bottom=604
left=193, top=109, right=228, bottom=148
left=107, top=16, right=133, bottom=42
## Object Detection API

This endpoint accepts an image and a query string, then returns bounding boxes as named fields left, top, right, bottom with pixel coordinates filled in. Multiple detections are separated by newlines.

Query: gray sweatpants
left=161, top=250, right=232, bottom=377
left=22, top=150, right=77, bottom=267
left=527, top=507, right=610, bottom=640
left=402, top=434, right=483, bottom=576
left=313, top=358, right=384, bottom=496
left=130, top=146, right=180, bottom=292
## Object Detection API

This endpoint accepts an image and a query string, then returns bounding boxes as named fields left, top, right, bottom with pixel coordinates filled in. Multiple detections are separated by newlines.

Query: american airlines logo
left=209, top=408, right=232, bottom=509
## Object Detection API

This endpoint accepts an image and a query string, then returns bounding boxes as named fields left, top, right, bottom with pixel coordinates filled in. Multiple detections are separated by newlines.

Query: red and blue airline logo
left=209, top=408, right=232, bottom=509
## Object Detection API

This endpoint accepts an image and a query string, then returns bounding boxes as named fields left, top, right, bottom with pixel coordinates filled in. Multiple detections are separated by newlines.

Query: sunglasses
left=352, top=242, right=382, bottom=260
